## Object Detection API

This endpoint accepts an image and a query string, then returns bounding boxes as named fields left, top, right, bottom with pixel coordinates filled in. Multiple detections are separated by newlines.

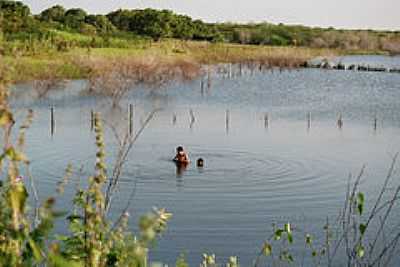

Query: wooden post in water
left=200, top=78, right=205, bottom=96
left=189, top=109, right=195, bottom=129
left=90, top=109, right=94, bottom=131
left=129, top=104, right=133, bottom=136
left=337, top=113, right=343, bottom=129
left=172, top=113, right=177, bottom=125
left=94, top=112, right=98, bottom=128
left=307, top=112, right=311, bottom=131
left=373, top=114, right=377, bottom=131
left=225, top=109, right=230, bottom=133
left=264, top=113, right=269, bottom=129
left=50, top=106, right=55, bottom=136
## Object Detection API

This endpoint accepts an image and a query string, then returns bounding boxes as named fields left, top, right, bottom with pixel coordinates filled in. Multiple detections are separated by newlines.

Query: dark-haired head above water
left=174, top=146, right=190, bottom=164
left=197, top=158, right=204, bottom=167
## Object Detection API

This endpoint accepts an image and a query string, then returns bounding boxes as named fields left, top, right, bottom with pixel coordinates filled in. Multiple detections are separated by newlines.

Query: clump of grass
left=32, top=63, right=67, bottom=98
left=186, top=42, right=337, bottom=67
left=3, top=56, right=88, bottom=83
left=381, top=37, right=400, bottom=55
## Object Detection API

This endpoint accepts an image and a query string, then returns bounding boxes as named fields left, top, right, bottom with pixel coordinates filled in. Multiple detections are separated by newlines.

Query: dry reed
left=76, top=55, right=202, bottom=107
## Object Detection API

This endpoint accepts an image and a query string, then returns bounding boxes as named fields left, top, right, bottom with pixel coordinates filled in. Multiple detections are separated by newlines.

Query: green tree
left=85, top=14, right=116, bottom=34
left=64, top=8, right=87, bottom=29
left=39, top=5, right=65, bottom=23
left=0, top=0, right=31, bottom=33
left=130, top=9, right=173, bottom=41
left=106, top=9, right=135, bottom=31
left=0, top=0, right=30, bottom=17
left=171, top=15, right=194, bottom=40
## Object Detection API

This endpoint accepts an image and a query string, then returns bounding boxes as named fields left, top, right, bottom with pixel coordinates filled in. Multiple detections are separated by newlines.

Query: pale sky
left=22, top=0, right=400, bottom=30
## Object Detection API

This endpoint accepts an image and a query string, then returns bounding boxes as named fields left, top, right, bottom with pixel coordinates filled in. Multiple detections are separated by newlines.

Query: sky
left=22, top=0, right=400, bottom=30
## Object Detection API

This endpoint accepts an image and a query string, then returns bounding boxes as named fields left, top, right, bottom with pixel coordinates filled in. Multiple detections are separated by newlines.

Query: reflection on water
left=10, top=55, right=400, bottom=266
left=175, top=162, right=188, bottom=179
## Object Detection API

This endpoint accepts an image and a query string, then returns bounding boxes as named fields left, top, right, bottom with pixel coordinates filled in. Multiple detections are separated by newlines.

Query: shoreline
left=2, top=40, right=398, bottom=85
left=2, top=41, right=338, bottom=83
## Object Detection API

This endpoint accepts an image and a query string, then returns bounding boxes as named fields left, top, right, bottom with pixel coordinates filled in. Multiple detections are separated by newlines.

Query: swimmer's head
left=177, top=146, right=184, bottom=155
left=197, top=158, right=204, bottom=167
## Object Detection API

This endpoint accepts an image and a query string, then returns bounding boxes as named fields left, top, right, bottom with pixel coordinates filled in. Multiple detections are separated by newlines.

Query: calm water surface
left=11, top=55, right=400, bottom=266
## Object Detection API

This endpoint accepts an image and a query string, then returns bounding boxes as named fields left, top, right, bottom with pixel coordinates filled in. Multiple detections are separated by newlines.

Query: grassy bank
left=2, top=40, right=338, bottom=83
left=3, top=0, right=398, bottom=84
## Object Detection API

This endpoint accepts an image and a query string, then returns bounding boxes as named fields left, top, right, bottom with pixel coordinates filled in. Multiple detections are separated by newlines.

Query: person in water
left=197, top=158, right=204, bottom=167
left=174, top=146, right=190, bottom=164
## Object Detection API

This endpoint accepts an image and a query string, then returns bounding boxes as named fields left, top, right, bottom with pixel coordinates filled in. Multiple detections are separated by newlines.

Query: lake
left=10, top=55, right=400, bottom=266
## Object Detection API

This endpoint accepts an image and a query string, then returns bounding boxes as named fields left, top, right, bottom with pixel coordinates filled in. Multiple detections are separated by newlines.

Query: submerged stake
left=207, top=68, right=212, bottom=89
left=264, top=113, right=269, bottom=129
left=90, top=109, right=94, bottom=131
left=50, top=106, right=55, bottom=136
left=337, top=113, right=343, bottom=129
left=226, top=109, right=230, bottom=133
left=173, top=113, right=177, bottom=125
left=129, top=104, right=133, bottom=135
left=189, top=109, right=195, bottom=129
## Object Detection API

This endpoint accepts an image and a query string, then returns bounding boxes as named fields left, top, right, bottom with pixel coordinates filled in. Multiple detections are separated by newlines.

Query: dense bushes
left=1, top=0, right=398, bottom=54
left=221, top=22, right=400, bottom=53
left=0, top=0, right=400, bottom=56
left=106, top=8, right=221, bottom=41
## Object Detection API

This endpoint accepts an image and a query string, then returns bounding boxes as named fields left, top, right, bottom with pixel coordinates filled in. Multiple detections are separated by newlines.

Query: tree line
left=0, top=1, right=222, bottom=42
left=1, top=0, right=400, bottom=54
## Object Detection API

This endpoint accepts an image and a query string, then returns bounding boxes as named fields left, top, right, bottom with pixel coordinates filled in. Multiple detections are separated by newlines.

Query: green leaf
left=357, top=192, right=365, bottom=204
left=262, top=242, right=272, bottom=256
left=274, top=229, right=284, bottom=240
left=359, top=223, right=367, bottom=235
left=9, top=183, right=28, bottom=213
left=287, top=232, right=293, bottom=244
left=312, top=251, right=317, bottom=257
left=284, top=223, right=291, bottom=234
left=305, top=234, right=313, bottom=245
left=357, top=245, right=365, bottom=258
left=357, top=192, right=365, bottom=215
left=28, top=238, right=44, bottom=262
left=0, top=110, right=13, bottom=126
left=5, top=147, right=16, bottom=159
left=358, top=203, right=364, bottom=215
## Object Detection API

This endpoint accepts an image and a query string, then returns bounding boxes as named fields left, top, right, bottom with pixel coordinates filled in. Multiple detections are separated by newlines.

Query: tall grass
left=79, top=54, right=201, bottom=107
left=0, top=72, right=172, bottom=266
left=3, top=40, right=337, bottom=83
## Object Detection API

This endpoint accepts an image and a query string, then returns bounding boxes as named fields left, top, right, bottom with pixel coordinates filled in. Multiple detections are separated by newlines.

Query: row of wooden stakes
left=49, top=104, right=135, bottom=136
left=49, top=106, right=381, bottom=136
